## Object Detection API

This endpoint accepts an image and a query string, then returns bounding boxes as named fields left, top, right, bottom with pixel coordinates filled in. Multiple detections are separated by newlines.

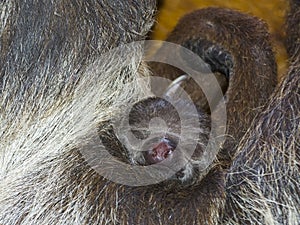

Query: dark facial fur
left=101, top=96, right=211, bottom=183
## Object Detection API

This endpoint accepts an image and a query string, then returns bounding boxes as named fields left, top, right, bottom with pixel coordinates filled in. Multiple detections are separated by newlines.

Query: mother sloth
left=0, top=0, right=299, bottom=224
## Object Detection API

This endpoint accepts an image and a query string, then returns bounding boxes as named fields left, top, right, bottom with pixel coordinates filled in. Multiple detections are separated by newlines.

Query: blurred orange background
left=152, top=0, right=288, bottom=79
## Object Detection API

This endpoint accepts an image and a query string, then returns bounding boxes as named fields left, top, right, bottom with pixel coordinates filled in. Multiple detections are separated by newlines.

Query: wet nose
left=144, top=141, right=174, bottom=164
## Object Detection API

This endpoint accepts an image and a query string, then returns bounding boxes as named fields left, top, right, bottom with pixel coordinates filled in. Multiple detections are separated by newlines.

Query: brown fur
left=223, top=1, right=300, bottom=223
left=97, top=7, right=278, bottom=225
left=149, top=7, right=277, bottom=162
left=0, top=1, right=299, bottom=225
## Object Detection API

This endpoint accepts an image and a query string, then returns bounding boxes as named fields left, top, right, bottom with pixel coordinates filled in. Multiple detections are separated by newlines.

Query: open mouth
left=142, top=137, right=177, bottom=165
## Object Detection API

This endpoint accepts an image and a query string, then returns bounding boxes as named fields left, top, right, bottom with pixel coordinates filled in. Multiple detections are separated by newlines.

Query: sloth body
left=0, top=1, right=299, bottom=225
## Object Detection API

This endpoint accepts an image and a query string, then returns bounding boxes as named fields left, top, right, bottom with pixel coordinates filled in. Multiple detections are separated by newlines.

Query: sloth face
left=121, top=96, right=212, bottom=184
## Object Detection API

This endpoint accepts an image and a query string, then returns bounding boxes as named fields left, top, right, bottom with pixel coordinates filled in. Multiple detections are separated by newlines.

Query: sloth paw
left=182, top=39, right=233, bottom=80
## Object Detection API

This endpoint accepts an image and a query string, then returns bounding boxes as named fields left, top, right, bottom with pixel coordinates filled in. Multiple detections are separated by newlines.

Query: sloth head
left=126, top=96, right=212, bottom=184
left=99, top=76, right=219, bottom=186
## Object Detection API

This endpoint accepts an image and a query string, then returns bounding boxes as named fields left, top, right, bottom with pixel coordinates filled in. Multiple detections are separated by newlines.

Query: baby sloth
left=100, top=6, right=277, bottom=189
left=126, top=94, right=212, bottom=183
left=100, top=75, right=213, bottom=185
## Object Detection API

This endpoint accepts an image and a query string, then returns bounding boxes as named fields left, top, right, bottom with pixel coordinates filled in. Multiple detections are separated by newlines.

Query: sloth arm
left=223, top=1, right=300, bottom=224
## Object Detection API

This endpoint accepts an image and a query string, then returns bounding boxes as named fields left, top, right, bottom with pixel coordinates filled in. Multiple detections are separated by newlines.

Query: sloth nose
left=144, top=141, right=174, bottom=164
